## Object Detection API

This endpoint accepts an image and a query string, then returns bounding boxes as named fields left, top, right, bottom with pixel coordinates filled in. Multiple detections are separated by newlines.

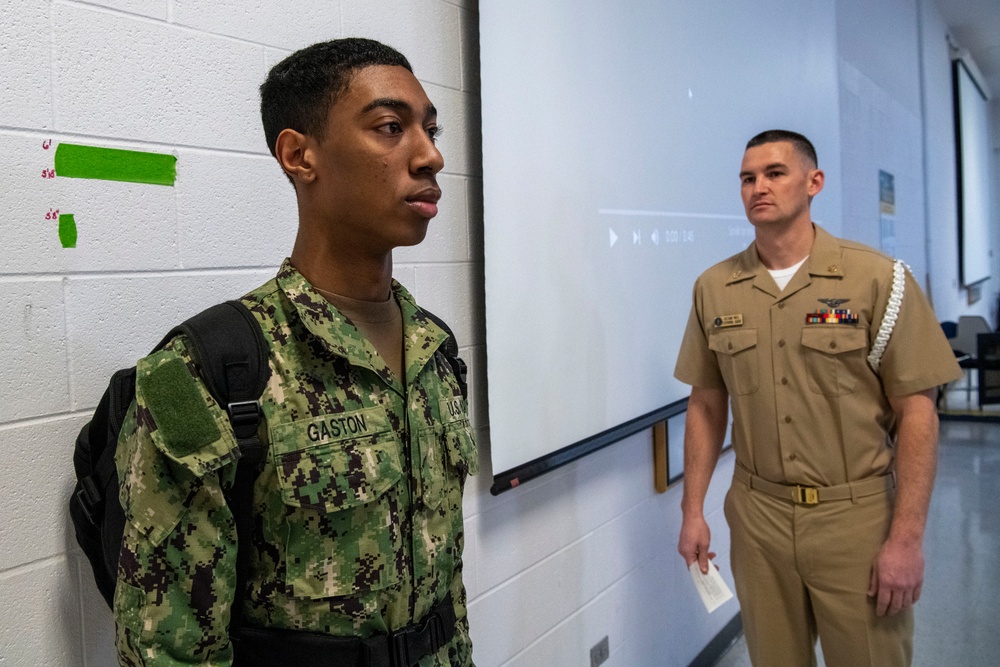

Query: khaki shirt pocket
left=800, top=326, right=869, bottom=396
left=269, top=407, right=404, bottom=599
left=708, top=329, right=759, bottom=395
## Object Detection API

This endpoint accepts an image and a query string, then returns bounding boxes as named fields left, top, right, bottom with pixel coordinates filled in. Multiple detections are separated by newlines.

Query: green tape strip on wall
left=59, top=214, right=77, bottom=248
left=54, top=143, right=177, bottom=186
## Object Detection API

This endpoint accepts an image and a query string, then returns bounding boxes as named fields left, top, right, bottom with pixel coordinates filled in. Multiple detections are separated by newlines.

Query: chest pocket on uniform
left=708, top=329, right=759, bottom=395
left=800, top=326, right=868, bottom=396
left=269, top=405, right=404, bottom=599
left=416, top=396, right=479, bottom=511
left=412, top=400, right=478, bottom=590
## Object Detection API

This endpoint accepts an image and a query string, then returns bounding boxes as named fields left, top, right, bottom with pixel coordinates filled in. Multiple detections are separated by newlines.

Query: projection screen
left=953, top=58, right=993, bottom=287
left=480, top=0, right=843, bottom=491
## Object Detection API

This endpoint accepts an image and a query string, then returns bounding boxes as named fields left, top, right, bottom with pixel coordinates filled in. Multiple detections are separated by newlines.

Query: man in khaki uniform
left=675, top=130, right=962, bottom=667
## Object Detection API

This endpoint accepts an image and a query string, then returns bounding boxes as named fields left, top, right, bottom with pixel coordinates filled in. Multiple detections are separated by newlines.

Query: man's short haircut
left=746, top=129, right=818, bottom=168
left=259, top=38, right=412, bottom=156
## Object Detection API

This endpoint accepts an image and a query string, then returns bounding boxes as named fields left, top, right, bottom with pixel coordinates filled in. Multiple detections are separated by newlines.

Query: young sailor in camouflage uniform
left=114, top=39, right=477, bottom=666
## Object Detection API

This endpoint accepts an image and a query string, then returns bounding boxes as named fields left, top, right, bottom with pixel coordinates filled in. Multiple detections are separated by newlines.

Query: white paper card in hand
left=688, top=561, right=734, bottom=613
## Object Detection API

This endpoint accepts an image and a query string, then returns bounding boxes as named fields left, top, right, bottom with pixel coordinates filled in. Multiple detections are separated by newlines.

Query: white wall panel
left=175, top=149, right=296, bottom=268
left=0, top=0, right=51, bottom=128
left=53, top=4, right=266, bottom=152
left=65, top=271, right=274, bottom=410
left=0, top=280, right=69, bottom=423
left=173, top=0, right=340, bottom=50
left=0, top=559, right=83, bottom=664
left=78, top=0, right=169, bottom=20
left=341, top=0, right=463, bottom=90
left=0, top=416, right=86, bottom=569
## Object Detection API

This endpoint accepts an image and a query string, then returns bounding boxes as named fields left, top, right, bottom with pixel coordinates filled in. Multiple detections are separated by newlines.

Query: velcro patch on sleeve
left=140, top=356, right=221, bottom=459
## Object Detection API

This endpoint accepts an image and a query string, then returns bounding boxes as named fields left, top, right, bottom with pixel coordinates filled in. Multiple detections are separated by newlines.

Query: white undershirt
left=768, top=256, right=808, bottom=291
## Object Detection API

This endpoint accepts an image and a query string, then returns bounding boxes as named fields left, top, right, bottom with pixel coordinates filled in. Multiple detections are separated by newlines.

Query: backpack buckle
left=386, top=604, right=448, bottom=667
left=74, top=476, right=103, bottom=526
left=227, top=401, right=261, bottom=441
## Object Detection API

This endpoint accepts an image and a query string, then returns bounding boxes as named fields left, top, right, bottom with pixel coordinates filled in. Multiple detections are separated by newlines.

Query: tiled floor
left=714, top=419, right=1000, bottom=667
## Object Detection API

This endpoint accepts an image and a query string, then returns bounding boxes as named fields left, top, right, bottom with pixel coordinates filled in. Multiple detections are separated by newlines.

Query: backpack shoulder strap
left=158, top=299, right=270, bottom=638
left=156, top=300, right=270, bottom=443
left=421, top=308, right=468, bottom=401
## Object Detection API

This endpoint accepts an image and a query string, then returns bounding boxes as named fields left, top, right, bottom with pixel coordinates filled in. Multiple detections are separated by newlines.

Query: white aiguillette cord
left=868, top=259, right=907, bottom=373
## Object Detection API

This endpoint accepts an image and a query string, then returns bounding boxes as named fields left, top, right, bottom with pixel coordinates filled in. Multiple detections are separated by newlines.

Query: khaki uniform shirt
left=675, top=225, right=962, bottom=486
left=114, top=259, right=477, bottom=666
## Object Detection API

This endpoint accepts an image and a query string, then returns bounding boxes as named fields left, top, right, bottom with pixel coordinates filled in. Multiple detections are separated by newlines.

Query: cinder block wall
left=0, top=2, right=736, bottom=665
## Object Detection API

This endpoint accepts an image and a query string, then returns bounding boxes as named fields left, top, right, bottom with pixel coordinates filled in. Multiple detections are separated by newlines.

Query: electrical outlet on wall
left=590, top=636, right=610, bottom=666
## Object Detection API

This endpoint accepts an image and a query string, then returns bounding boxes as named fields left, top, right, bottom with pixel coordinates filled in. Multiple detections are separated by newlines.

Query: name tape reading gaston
left=307, top=414, right=372, bottom=442
left=306, top=398, right=466, bottom=442
left=270, top=406, right=389, bottom=454
left=270, top=398, right=466, bottom=453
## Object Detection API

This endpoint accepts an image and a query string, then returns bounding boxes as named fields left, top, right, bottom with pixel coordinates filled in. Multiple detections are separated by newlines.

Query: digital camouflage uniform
left=114, top=259, right=478, bottom=666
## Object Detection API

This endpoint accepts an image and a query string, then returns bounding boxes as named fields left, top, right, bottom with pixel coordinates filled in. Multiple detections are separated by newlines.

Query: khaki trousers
left=725, top=475, right=913, bottom=667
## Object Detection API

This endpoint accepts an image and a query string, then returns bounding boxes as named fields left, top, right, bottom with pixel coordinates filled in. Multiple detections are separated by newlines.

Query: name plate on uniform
left=713, top=314, right=744, bottom=328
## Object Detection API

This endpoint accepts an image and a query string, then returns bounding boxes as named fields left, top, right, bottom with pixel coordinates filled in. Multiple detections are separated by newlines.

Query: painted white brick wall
left=465, top=429, right=737, bottom=667
left=0, top=0, right=51, bottom=129
left=174, top=150, right=297, bottom=268
left=341, top=1, right=464, bottom=91
left=53, top=4, right=266, bottom=153
left=0, top=558, right=84, bottom=665
left=79, top=0, right=169, bottom=20
left=65, top=271, right=275, bottom=410
left=0, top=416, right=87, bottom=570
left=172, top=0, right=341, bottom=50
left=0, top=279, right=70, bottom=422
left=0, top=132, right=179, bottom=274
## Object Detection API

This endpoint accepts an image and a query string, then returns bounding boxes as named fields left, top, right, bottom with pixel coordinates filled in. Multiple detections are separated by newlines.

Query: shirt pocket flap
left=118, top=434, right=198, bottom=547
left=801, top=327, right=867, bottom=355
left=708, top=329, right=758, bottom=356
left=437, top=396, right=479, bottom=476
left=416, top=417, right=478, bottom=511
left=444, top=419, right=479, bottom=477
left=269, top=407, right=402, bottom=512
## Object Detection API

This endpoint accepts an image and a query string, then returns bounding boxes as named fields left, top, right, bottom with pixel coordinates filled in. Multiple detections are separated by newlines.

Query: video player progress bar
left=599, top=208, right=746, bottom=220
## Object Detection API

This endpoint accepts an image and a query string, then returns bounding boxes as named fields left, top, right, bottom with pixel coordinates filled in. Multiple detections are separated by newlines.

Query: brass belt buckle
left=794, top=486, right=819, bottom=505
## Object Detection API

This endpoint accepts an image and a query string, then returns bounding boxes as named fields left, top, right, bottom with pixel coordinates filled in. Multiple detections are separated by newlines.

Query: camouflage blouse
left=114, top=260, right=478, bottom=665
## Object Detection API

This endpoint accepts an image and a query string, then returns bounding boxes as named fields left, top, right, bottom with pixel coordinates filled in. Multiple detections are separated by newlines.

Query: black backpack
left=69, top=299, right=466, bottom=620
left=69, top=300, right=271, bottom=627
